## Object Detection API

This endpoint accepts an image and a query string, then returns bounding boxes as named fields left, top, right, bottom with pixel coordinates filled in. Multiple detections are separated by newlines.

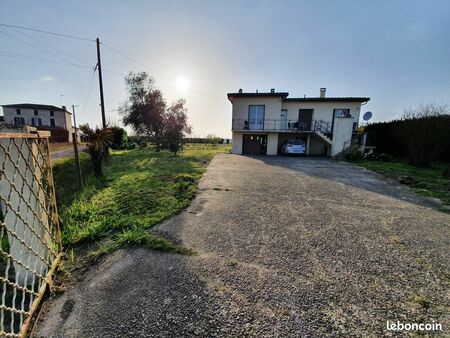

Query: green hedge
left=366, top=115, right=450, bottom=162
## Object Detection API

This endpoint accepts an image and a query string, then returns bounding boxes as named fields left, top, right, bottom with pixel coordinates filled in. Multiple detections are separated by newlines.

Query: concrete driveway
left=37, top=154, right=450, bottom=337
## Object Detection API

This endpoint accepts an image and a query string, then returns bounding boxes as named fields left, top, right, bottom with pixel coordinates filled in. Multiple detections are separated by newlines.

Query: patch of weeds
left=89, top=227, right=195, bottom=259
left=226, top=258, right=239, bottom=267
left=388, top=235, right=408, bottom=250
left=175, top=173, right=198, bottom=183
left=212, top=186, right=232, bottom=192
left=413, top=295, right=431, bottom=310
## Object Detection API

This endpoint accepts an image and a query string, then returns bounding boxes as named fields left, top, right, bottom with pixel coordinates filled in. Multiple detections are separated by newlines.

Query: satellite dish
left=363, top=111, right=373, bottom=121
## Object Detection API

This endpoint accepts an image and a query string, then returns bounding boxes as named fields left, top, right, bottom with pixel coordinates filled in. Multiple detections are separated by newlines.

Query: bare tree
left=402, top=103, right=449, bottom=166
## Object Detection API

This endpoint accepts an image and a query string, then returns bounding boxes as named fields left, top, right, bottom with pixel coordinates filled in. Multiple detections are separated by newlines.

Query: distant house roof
left=1, top=103, right=71, bottom=113
left=284, top=97, right=370, bottom=103
left=227, top=92, right=289, bottom=99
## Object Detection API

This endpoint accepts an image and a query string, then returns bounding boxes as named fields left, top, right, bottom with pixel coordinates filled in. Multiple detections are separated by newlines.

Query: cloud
left=40, top=75, right=57, bottom=82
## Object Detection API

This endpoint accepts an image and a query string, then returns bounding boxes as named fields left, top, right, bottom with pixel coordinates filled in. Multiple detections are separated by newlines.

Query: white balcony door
left=249, top=105, right=264, bottom=130
left=280, top=109, right=287, bottom=130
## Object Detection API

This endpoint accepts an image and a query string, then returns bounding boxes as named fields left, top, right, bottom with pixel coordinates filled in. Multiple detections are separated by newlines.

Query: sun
left=175, top=76, right=191, bottom=92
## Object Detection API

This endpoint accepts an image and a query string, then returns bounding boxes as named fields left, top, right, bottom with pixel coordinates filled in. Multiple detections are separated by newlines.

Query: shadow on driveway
left=256, top=155, right=443, bottom=209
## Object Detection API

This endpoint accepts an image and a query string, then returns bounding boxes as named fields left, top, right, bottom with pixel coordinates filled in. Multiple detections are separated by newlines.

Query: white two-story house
left=228, top=88, right=370, bottom=156
left=1, top=103, right=74, bottom=142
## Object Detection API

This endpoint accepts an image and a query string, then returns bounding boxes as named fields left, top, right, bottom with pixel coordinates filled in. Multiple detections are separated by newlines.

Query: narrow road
left=50, top=145, right=87, bottom=161
left=37, top=154, right=450, bottom=337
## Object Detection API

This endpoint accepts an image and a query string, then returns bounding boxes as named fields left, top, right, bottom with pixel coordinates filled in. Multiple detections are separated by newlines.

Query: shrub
left=109, top=126, right=128, bottom=150
left=206, top=134, right=222, bottom=145
left=366, top=104, right=450, bottom=165
left=79, top=124, right=113, bottom=177
left=344, top=145, right=362, bottom=161
left=363, top=152, right=393, bottom=162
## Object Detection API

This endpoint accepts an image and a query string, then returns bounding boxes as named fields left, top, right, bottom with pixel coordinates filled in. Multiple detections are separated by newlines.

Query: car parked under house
left=228, top=88, right=370, bottom=156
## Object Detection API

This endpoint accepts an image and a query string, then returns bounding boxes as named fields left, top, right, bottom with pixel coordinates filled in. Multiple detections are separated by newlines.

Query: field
left=52, top=144, right=231, bottom=255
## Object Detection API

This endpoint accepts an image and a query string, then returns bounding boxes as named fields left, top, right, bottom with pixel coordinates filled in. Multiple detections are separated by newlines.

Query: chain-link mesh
left=0, top=133, right=61, bottom=337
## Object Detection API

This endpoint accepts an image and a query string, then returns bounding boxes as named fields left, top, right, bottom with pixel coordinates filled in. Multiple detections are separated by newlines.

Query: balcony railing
left=232, top=119, right=332, bottom=133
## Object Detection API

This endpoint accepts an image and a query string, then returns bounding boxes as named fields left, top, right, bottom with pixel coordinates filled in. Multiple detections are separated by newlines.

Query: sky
left=0, top=0, right=449, bottom=138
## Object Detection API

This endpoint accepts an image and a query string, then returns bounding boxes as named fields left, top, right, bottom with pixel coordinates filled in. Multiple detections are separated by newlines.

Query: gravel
left=36, top=154, right=450, bottom=337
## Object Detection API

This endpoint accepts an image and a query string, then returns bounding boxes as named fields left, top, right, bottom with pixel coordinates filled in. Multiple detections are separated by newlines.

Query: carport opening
left=243, top=134, right=267, bottom=155
left=277, top=133, right=307, bottom=155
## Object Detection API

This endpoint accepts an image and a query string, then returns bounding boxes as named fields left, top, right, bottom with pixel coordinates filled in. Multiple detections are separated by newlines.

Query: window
left=16, top=109, right=21, bottom=115
left=34, top=109, right=38, bottom=115
left=31, top=117, right=42, bottom=126
left=50, top=111, right=54, bottom=116
left=50, top=118, right=55, bottom=127
left=248, top=105, right=265, bottom=130
left=14, top=117, right=25, bottom=125
left=333, top=109, right=350, bottom=118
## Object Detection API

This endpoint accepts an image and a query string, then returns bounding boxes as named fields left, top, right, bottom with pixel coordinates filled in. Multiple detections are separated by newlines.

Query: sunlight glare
left=175, top=76, right=191, bottom=92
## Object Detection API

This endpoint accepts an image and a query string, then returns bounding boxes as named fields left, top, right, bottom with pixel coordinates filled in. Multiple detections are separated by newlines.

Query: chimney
left=62, top=105, right=67, bottom=110
left=270, top=88, right=275, bottom=93
left=238, top=88, right=243, bottom=93
left=320, top=88, right=326, bottom=98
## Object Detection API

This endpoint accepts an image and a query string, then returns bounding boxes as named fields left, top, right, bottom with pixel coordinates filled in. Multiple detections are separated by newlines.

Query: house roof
left=1, top=103, right=71, bottom=113
left=227, top=92, right=289, bottom=99
left=227, top=91, right=370, bottom=103
left=284, top=97, right=370, bottom=103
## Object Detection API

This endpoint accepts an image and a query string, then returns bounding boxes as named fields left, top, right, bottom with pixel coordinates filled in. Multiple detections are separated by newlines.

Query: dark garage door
left=243, top=134, right=267, bottom=155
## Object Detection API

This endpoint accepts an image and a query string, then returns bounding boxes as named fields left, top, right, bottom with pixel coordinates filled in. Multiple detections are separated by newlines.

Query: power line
left=0, top=50, right=90, bottom=68
left=0, top=22, right=95, bottom=42
left=102, top=68, right=127, bottom=77
left=7, top=26, right=93, bottom=66
left=0, top=51, right=93, bottom=72
left=0, top=22, right=227, bottom=100
left=0, top=28, right=87, bottom=66
left=101, top=43, right=167, bottom=78
left=80, top=70, right=97, bottom=114
left=0, top=51, right=127, bottom=77
left=0, top=51, right=126, bottom=77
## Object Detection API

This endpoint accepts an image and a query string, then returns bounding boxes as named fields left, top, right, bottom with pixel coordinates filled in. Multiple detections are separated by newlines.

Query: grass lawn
left=352, top=159, right=450, bottom=205
left=52, top=144, right=231, bottom=256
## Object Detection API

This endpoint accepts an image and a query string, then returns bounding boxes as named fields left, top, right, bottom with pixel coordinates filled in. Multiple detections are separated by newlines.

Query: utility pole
left=96, top=37, right=106, bottom=128
left=72, top=105, right=83, bottom=189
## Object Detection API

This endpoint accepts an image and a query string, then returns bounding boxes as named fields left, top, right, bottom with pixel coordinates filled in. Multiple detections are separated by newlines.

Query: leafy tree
left=402, top=103, right=449, bottom=166
left=163, top=99, right=192, bottom=154
left=79, top=124, right=113, bottom=177
left=120, top=72, right=166, bottom=151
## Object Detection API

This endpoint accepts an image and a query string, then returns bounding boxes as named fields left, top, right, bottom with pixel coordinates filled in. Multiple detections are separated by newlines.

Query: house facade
left=1, top=103, right=74, bottom=142
left=228, top=88, right=370, bottom=156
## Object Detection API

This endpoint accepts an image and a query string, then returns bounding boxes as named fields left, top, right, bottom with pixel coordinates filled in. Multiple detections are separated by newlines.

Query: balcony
left=232, top=119, right=332, bottom=133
